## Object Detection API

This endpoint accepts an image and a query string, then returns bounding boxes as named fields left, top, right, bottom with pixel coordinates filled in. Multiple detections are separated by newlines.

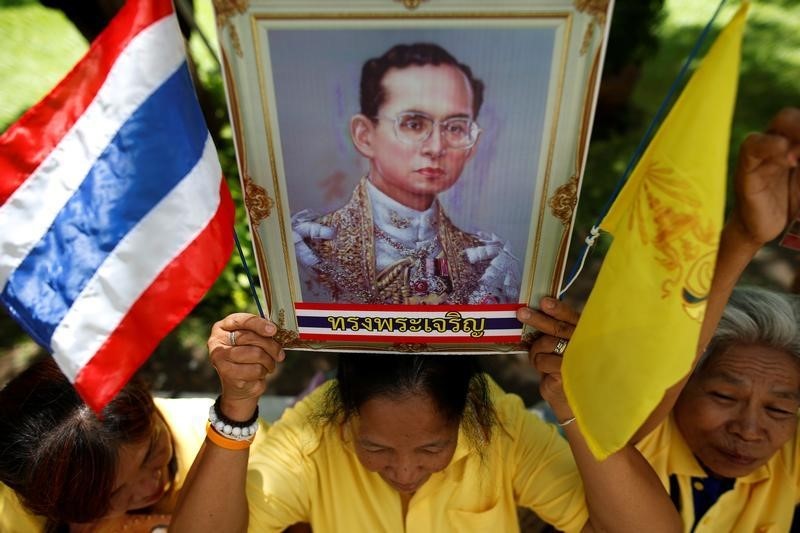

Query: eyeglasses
left=378, top=112, right=482, bottom=150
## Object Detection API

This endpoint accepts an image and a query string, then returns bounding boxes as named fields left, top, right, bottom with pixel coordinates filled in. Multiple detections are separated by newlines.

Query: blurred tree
left=593, top=0, right=666, bottom=137
left=38, top=0, right=227, bottom=140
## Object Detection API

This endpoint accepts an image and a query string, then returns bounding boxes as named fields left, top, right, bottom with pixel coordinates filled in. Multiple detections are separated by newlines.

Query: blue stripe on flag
left=2, top=63, right=207, bottom=349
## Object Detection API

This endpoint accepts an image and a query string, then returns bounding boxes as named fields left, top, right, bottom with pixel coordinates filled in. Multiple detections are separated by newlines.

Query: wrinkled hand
left=730, top=108, right=800, bottom=246
left=517, top=297, right=580, bottom=420
left=208, top=313, right=285, bottom=421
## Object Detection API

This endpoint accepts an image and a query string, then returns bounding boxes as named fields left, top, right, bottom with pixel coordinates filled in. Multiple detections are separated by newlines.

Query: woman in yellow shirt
left=241, top=355, right=594, bottom=531
left=171, top=316, right=681, bottom=532
left=520, top=108, right=800, bottom=532
left=528, top=287, right=800, bottom=532
left=0, top=358, right=210, bottom=533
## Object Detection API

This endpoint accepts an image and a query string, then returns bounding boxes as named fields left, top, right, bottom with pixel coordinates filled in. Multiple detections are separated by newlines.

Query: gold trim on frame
left=214, top=0, right=249, bottom=57
left=274, top=328, right=299, bottom=345
left=520, top=330, right=538, bottom=348
left=577, top=46, right=603, bottom=166
left=253, top=11, right=571, bottom=21
left=574, top=0, right=608, bottom=55
left=251, top=16, right=300, bottom=305
left=549, top=225, right=572, bottom=297
left=244, top=174, right=274, bottom=225
left=250, top=231, right=272, bottom=313
left=549, top=175, right=579, bottom=226
left=548, top=175, right=579, bottom=297
left=522, top=11, right=573, bottom=302
left=392, top=343, right=430, bottom=352
left=395, top=0, right=428, bottom=9
left=222, top=49, right=272, bottom=313
left=548, top=26, right=604, bottom=299
left=273, top=309, right=300, bottom=345
left=548, top=44, right=603, bottom=298
left=281, top=339, right=527, bottom=354
left=241, top=174, right=274, bottom=311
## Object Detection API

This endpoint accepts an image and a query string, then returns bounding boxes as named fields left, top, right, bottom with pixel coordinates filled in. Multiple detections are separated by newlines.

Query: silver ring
left=229, top=330, right=237, bottom=346
left=553, top=337, right=568, bottom=355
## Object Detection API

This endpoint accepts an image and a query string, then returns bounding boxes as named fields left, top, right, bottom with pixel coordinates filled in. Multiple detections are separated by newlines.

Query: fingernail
left=278, top=349, right=286, bottom=362
left=265, top=323, right=276, bottom=335
left=542, top=297, right=556, bottom=310
left=517, top=307, right=531, bottom=320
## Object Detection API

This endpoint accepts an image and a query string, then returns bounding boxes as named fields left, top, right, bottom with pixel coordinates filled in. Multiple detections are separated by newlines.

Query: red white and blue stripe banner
left=295, top=303, right=524, bottom=343
left=0, top=0, right=234, bottom=411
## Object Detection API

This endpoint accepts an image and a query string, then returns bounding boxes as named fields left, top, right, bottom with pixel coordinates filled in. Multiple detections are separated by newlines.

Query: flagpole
left=233, top=230, right=266, bottom=318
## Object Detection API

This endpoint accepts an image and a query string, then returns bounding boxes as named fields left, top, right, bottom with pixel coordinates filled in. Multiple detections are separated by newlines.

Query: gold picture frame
left=214, top=0, right=612, bottom=354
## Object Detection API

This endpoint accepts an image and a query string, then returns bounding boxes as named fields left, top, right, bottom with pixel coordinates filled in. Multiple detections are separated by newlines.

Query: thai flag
left=0, top=0, right=234, bottom=411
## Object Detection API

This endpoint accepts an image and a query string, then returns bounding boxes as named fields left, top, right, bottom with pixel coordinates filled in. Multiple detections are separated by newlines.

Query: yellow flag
left=562, top=3, right=749, bottom=460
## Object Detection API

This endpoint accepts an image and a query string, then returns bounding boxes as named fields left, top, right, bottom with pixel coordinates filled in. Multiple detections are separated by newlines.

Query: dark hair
left=317, top=354, right=496, bottom=450
left=0, top=358, right=167, bottom=529
left=360, top=43, right=485, bottom=120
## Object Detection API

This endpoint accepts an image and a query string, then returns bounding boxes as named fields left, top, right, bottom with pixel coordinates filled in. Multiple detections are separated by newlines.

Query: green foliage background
left=0, top=0, right=798, bottom=391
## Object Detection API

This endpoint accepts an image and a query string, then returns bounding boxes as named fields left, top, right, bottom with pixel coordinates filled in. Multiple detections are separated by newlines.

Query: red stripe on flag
left=74, top=180, right=234, bottom=411
left=0, top=0, right=174, bottom=205
left=298, top=333, right=522, bottom=344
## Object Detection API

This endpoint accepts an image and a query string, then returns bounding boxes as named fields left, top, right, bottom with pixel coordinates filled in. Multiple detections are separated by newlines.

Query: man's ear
left=350, top=114, right=377, bottom=159
left=463, top=134, right=481, bottom=162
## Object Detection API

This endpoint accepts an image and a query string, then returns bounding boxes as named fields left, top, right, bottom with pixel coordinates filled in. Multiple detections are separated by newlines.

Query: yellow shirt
left=0, top=397, right=210, bottom=533
left=247, top=378, right=588, bottom=532
left=0, top=484, right=43, bottom=533
left=637, top=413, right=800, bottom=532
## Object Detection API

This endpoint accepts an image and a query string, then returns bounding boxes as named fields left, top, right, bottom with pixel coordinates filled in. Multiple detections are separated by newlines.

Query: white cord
left=557, top=226, right=600, bottom=299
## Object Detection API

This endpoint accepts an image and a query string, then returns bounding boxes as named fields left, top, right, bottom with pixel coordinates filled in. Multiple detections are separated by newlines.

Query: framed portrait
left=214, top=0, right=612, bottom=353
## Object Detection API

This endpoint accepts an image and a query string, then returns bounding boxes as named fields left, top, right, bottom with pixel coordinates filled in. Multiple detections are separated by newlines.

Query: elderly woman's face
left=673, top=343, right=800, bottom=478
left=352, top=392, right=459, bottom=494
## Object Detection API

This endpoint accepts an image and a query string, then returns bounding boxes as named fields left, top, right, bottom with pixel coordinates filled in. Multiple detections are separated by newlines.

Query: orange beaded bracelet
left=205, top=422, right=253, bottom=451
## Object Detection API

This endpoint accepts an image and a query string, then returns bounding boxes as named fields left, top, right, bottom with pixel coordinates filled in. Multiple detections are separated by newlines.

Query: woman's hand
left=728, top=107, right=800, bottom=249
left=208, top=313, right=285, bottom=422
left=517, top=297, right=580, bottom=421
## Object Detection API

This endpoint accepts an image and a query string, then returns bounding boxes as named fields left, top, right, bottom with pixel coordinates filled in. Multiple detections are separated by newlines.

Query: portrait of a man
left=292, top=43, right=520, bottom=305
left=216, top=3, right=605, bottom=347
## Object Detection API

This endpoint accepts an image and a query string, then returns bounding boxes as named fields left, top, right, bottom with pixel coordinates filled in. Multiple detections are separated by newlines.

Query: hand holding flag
left=730, top=108, right=800, bottom=249
left=519, top=104, right=800, bottom=453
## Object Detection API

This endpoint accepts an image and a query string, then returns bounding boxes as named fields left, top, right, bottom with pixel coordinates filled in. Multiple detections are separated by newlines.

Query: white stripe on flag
left=52, top=135, right=222, bottom=381
left=0, top=16, right=184, bottom=288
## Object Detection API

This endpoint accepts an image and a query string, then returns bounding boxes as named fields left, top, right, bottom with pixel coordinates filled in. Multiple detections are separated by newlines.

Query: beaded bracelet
left=207, top=396, right=259, bottom=442
left=213, top=395, right=259, bottom=426
left=206, top=423, right=252, bottom=451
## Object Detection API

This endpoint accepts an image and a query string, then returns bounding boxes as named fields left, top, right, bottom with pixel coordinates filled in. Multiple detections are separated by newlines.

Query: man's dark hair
left=360, top=43, right=485, bottom=120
